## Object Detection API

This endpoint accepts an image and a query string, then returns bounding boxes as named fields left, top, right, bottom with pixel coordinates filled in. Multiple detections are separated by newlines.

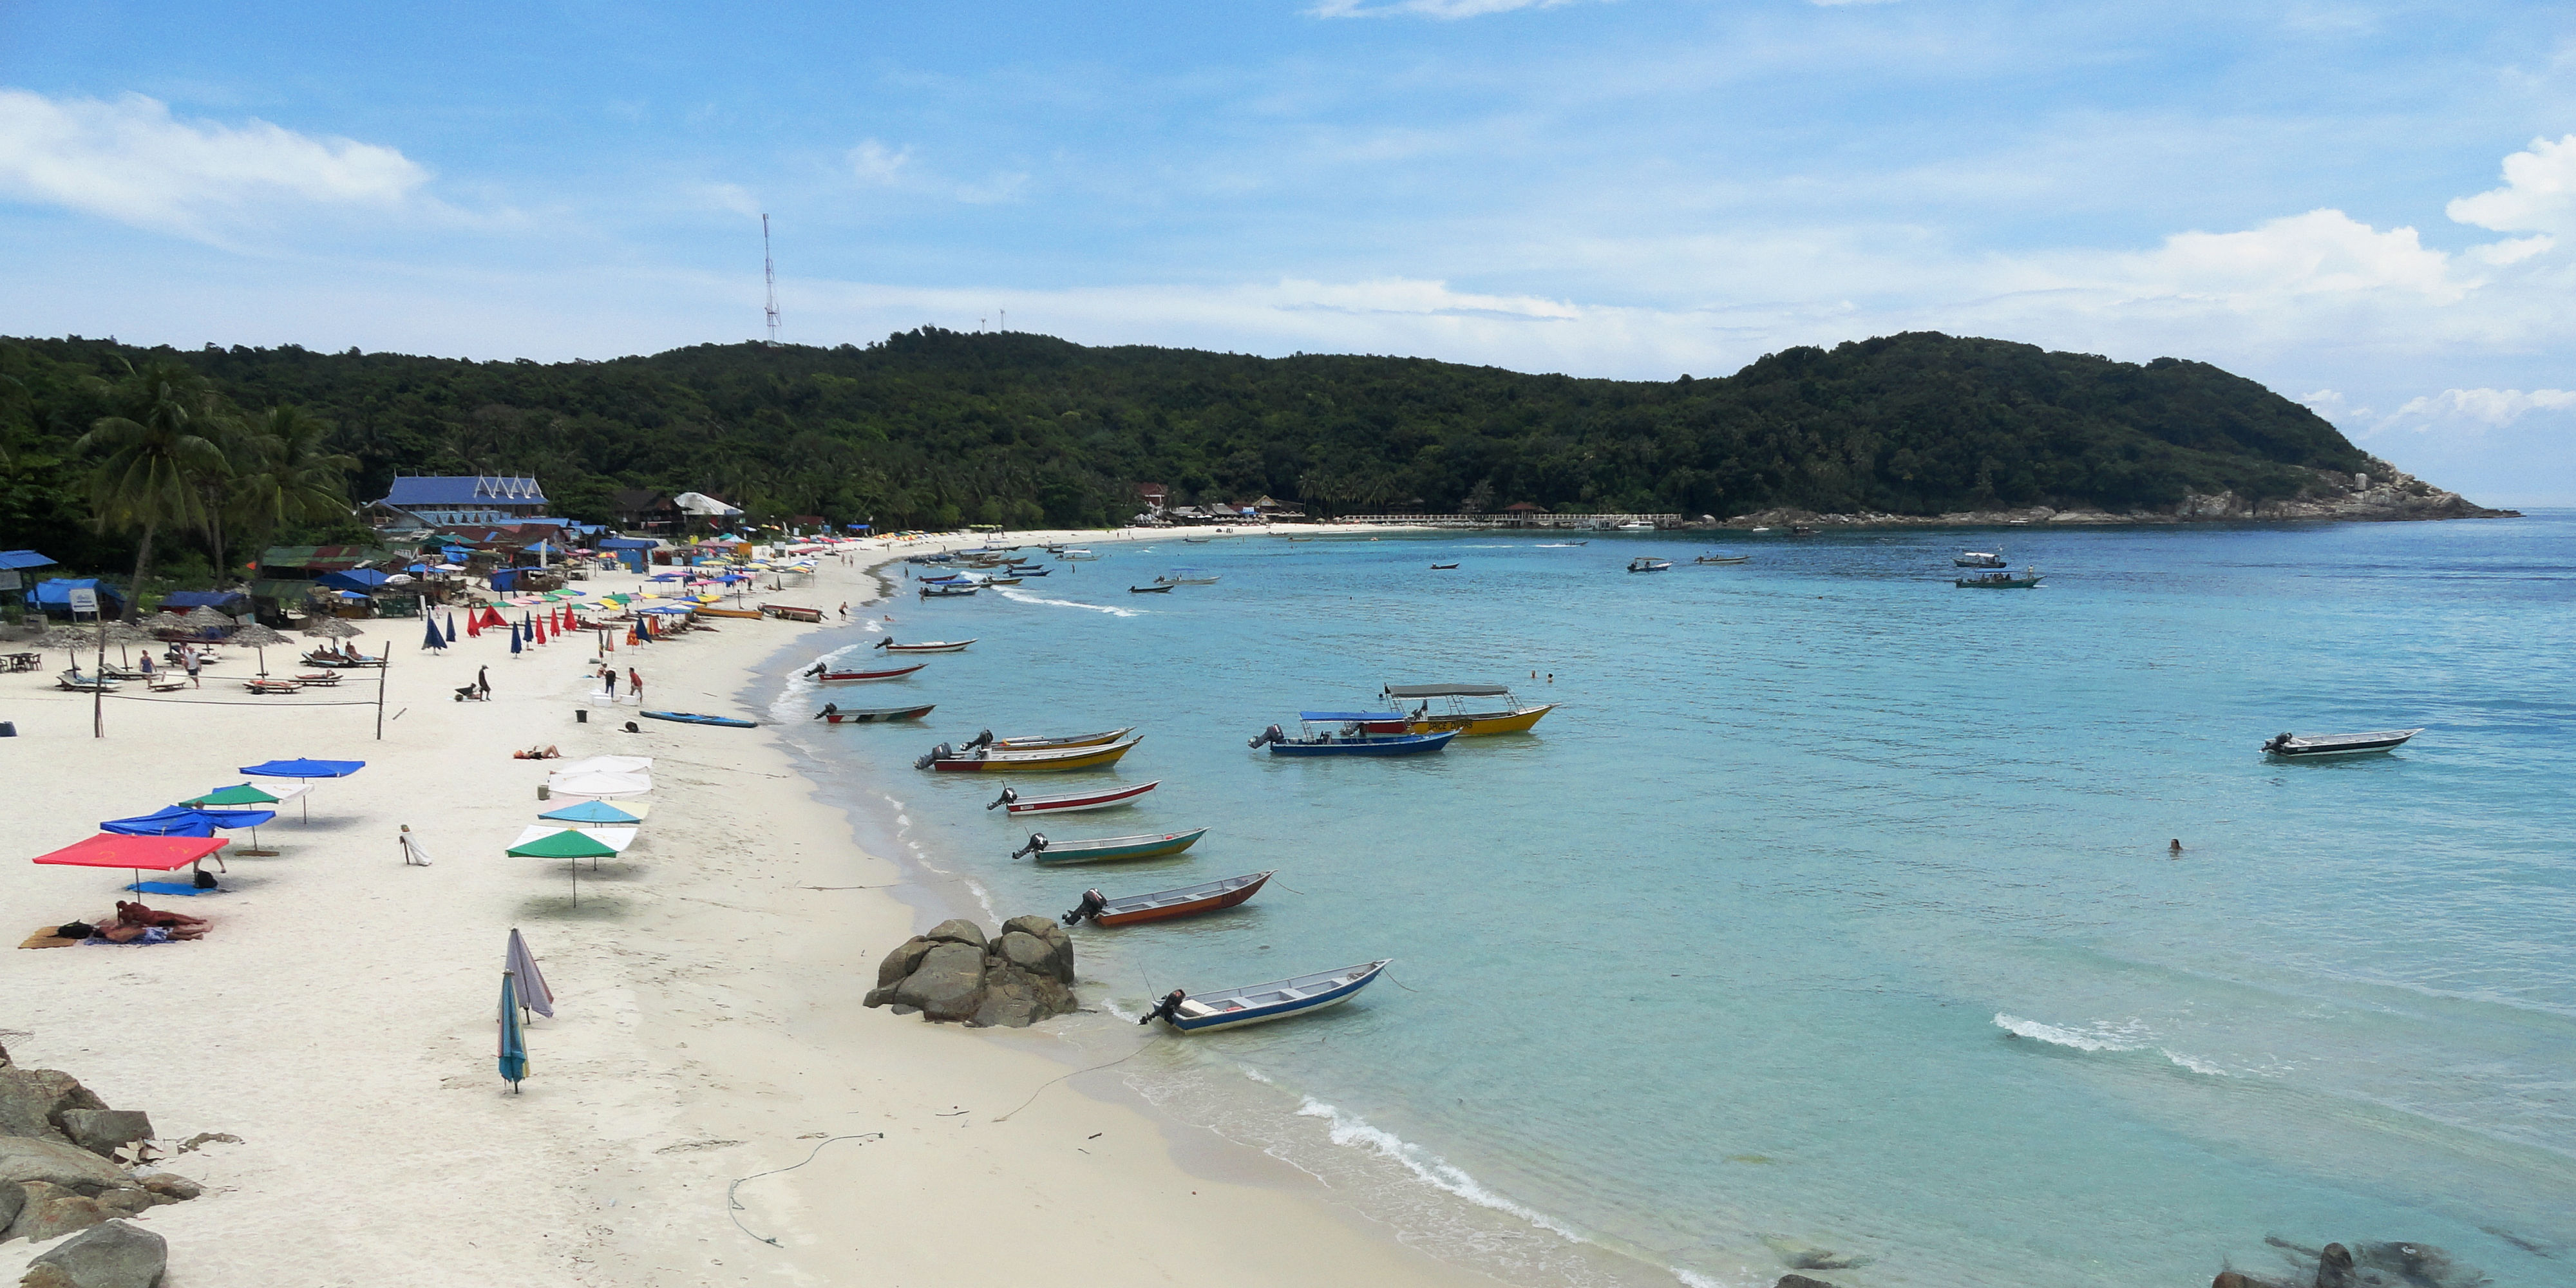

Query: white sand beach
left=0, top=527, right=1484, bottom=1287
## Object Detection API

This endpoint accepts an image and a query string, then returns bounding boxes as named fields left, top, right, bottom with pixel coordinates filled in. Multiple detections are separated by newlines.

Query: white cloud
left=1311, top=0, right=1596, bottom=19
left=0, top=88, right=428, bottom=238
left=2446, top=134, right=2576, bottom=235
left=848, top=138, right=913, bottom=185
left=2375, top=387, right=2576, bottom=435
left=2103, top=209, right=2461, bottom=304
left=688, top=182, right=763, bottom=218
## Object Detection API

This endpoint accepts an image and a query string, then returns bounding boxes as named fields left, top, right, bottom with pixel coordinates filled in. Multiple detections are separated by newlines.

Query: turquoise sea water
left=768, top=515, right=2575, bottom=1288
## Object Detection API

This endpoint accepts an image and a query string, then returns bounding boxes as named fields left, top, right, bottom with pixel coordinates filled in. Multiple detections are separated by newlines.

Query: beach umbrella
left=422, top=616, right=446, bottom=652
left=506, top=928, right=556, bottom=1019
left=180, top=606, right=233, bottom=636
left=497, top=971, right=529, bottom=1091
left=181, top=783, right=287, bottom=855
left=228, top=623, right=290, bottom=676
left=239, top=757, right=365, bottom=824
left=32, top=833, right=229, bottom=897
left=507, top=827, right=618, bottom=905
left=140, top=611, right=189, bottom=636
left=509, top=625, right=522, bottom=656
left=303, top=616, right=362, bottom=639
left=537, top=799, right=643, bottom=826
left=465, top=612, right=481, bottom=639
left=446, top=612, right=460, bottom=640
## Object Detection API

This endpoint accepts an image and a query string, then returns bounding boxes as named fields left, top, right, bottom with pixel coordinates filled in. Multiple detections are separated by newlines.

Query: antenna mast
left=761, top=214, right=781, bottom=346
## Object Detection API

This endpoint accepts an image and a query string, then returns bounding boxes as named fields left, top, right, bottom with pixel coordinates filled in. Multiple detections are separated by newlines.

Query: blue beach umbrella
left=422, top=616, right=446, bottom=651
left=498, top=971, right=528, bottom=1091
left=510, top=625, right=523, bottom=656
left=446, top=612, right=460, bottom=639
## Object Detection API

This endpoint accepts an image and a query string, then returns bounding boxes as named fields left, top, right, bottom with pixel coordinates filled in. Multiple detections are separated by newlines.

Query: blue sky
left=5, top=1, right=2574, bottom=502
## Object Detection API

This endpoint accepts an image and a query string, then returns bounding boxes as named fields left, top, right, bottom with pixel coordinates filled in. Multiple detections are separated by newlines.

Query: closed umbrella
left=506, top=928, right=555, bottom=1019
left=422, top=616, right=446, bottom=652
left=509, top=624, right=522, bottom=656
left=498, top=972, right=528, bottom=1091
left=446, top=612, right=460, bottom=641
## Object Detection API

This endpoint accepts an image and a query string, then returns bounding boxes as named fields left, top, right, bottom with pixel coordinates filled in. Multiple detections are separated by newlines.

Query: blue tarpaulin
left=32, top=578, right=124, bottom=615
left=99, top=806, right=277, bottom=837
left=317, top=569, right=392, bottom=592
left=0, top=550, right=59, bottom=571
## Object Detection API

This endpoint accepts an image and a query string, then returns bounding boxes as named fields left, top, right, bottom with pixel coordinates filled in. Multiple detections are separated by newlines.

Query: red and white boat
left=809, top=662, right=925, bottom=683
left=873, top=638, right=976, bottom=654
left=986, top=780, right=1159, bottom=816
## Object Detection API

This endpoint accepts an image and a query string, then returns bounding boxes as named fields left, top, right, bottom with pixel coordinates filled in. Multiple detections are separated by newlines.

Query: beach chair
left=243, top=677, right=301, bottom=695
left=57, top=670, right=119, bottom=692
left=292, top=672, right=343, bottom=687
left=147, top=676, right=189, bottom=693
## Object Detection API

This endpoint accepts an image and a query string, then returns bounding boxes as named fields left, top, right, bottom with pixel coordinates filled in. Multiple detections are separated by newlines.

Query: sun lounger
left=243, top=678, right=301, bottom=695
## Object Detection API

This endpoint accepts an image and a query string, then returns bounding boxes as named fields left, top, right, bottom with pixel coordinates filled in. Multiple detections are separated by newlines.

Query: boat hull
left=1167, top=960, right=1390, bottom=1032
left=931, top=739, right=1142, bottom=772
left=1092, top=871, right=1273, bottom=926
left=1003, top=780, right=1159, bottom=814
left=2263, top=728, right=2423, bottom=758
left=816, top=665, right=925, bottom=683
left=1030, top=826, right=1209, bottom=865
left=992, top=726, right=1137, bottom=752
left=641, top=710, right=757, bottom=728
left=880, top=639, right=974, bottom=653
left=1406, top=703, right=1557, bottom=736
left=695, top=607, right=764, bottom=620
left=1955, top=576, right=2040, bottom=589
left=1266, top=730, right=1457, bottom=756
left=819, top=705, right=936, bottom=723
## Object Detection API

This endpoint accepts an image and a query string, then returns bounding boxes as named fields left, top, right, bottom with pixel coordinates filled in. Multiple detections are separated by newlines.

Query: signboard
left=66, top=588, right=99, bottom=616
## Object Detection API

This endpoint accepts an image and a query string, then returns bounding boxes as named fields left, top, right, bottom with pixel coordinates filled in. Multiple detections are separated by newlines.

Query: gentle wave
left=996, top=587, right=1142, bottom=617
left=1292, top=1095, right=1596, bottom=1245
left=1995, top=1014, right=2234, bottom=1076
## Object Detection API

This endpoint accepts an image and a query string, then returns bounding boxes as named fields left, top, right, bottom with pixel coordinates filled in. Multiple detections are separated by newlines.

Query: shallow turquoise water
left=772, top=515, right=2575, bottom=1288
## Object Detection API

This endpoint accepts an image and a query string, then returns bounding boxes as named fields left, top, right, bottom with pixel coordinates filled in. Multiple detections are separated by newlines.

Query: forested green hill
left=3, top=328, right=2371, bottom=558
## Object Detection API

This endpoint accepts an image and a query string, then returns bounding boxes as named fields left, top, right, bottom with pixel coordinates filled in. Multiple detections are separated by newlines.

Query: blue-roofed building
left=370, top=475, right=550, bottom=529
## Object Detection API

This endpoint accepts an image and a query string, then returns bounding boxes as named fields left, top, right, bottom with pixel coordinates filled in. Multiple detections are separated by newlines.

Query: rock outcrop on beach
left=19, top=1217, right=167, bottom=1287
left=0, top=1046, right=203, bottom=1249
left=864, top=916, right=1079, bottom=1028
left=2216, top=1237, right=2488, bottom=1288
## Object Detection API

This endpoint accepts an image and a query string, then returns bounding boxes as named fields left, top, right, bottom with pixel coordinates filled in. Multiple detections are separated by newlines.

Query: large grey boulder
left=996, top=918, right=1074, bottom=982
left=2315, top=1244, right=2354, bottom=1288
left=57, top=1112, right=152, bottom=1162
left=923, top=919, right=985, bottom=951
left=7, top=1181, right=107, bottom=1244
left=875, top=937, right=933, bottom=987
left=0, top=1177, right=22, bottom=1232
left=0, top=1070, right=107, bottom=1145
left=892, top=943, right=986, bottom=1021
left=996, top=931, right=1055, bottom=978
left=971, top=969, right=1046, bottom=1028
left=23, top=1217, right=166, bottom=1287
left=1776, top=1277, right=1838, bottom=1288
left=0, top=1137, right=128, bottom=1189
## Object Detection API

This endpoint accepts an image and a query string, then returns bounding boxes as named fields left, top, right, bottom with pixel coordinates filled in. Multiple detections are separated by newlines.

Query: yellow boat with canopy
left=1381, top=683, right=1557, bottom=736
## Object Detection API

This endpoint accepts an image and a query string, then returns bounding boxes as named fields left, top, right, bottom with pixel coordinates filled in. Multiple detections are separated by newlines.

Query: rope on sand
left=727, top=1132, right=886, bottom=1247
left=990, top=1046, right=1148, bottom=1124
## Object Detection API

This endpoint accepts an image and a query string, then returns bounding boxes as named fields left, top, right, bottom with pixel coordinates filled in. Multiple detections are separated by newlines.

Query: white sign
left=66, top=588, right=99, bottom=615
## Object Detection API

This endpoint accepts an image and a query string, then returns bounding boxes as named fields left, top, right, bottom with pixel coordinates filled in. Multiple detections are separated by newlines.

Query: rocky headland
left=1721, top=460, right=2514, bottom=530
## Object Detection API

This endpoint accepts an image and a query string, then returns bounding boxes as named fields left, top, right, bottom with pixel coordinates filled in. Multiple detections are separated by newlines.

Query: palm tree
left=75, top=363, right=235, bottom=621
left=229, top=404, right=358, bottom=567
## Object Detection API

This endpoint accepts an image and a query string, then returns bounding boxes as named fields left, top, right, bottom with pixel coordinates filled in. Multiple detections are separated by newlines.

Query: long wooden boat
left=1693, top=554, right=1749, bottom=565
left=983, top=726, right=1136, bottom=752
left=2260, top=728, right=2423, bottom=758
left=988, top=779, right=1159, bottom=815
left=1249, top=714, right=1457, bottom=757
left=916, top=737, right=1142, bottom=772
left=641, top=710, right=758, bottom=728
left=695, top=606, right=765, bottom=620
left=1955, top=571, right=2041, bottom=589
left=1382, top=683, right=1558, bottom=736
left=811, top=663, right=925, bottom=683
left=873, top=638, right=976, bottom=654
left=919, top=584, right=980, bottom=598
left=1012, top=826, right=1209, bottom=865
left=1068, top=870, right=1274, bottom=927
left=1153, top=571, right=1221, bottom=585
left=1128, top=584, right=1172, bottom=594
left=1626, top=557, right=1672, bottom=573
left=816, top=703, right=937, bottom=724
left=761, top=603, right=826, bottom=622
left=1141, top=960, right=1390, bottom=1033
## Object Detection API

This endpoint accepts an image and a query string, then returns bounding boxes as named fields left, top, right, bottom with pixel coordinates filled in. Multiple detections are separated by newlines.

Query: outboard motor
left=985, top=787, right=1019, bottom=811
left=816, top=703, right=838, bottom=720
left=804, top=661, right=828, bottom=678
left=1064, top=889, right=1106, bottom=925
left=2262, top=733, right=2293, bottom=753
left=1140, top=989, right=1188, bottom=1027
left=872, top=637, right=891, bottom=650
left=1247, top=724, right=1285, bottom=749
left=914, top=742, right=955, bottom=770
left=1010, top=833, right=1050, bottom=860
left=965, top=728, right=996, bottom=751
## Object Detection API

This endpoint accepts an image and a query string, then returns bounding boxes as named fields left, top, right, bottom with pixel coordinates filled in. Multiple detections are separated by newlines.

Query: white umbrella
left=543, top=770, right=652, bottom=799
left=553, top=755, right=654, bottom=776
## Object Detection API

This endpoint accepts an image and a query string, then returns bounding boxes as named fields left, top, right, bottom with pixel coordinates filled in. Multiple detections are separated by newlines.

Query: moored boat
left=1381, top=683, right=1558, bottom=736
left=873, top=638, right=976, bottom=654
left=1010, top=826, right=1209, bottom=865
left=919, top=583, right=980, bottom=598
left=980, top=726, right=1137, bottom=752
left=1139, top=960, right=1391, bottom=1032
left=1693, top=553, right=1748, bottom=565
left=1430, top=562, right=1459, bottom=570
left=641, top=710, right=758, bottom=728
left=1153, top=570, right=1221, bottom=585
left=1066, top=870, right=1274, bottom=927
left=1627, top=557, right=1673, bottom=573
left=1955, top=570, right=2041, bottom=589
left=916, top=737, right=1143, bottom=772
left=1954, top=551, right=2007, bottom=568
left=807, top=662, right=926, bottom=683
left=1057, top=549, right=1102, bottom=561
left=1129, top=584, right=1173, bottom=593
left=1248, top=714, right=1457, bottom=757
left=2260, top=728, right=2423, bottom=758
left=694, top=606, right=765, bottom=620
left=988, top=779, right=1159, bottom=815
left=1617, top=521, right=1655, bottom=531
left=815, top=702, right=937, bottom=723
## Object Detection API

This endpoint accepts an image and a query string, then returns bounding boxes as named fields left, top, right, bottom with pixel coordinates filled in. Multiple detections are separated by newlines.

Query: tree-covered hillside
left=4, top=328, right=2372, bottom=556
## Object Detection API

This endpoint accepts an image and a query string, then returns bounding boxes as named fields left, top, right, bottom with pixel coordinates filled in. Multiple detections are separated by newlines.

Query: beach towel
left=122, top=881, right=214, bottom=897
left=20, top=927, right=80, bottom=949
left=401, top=831, right=434, bottom=866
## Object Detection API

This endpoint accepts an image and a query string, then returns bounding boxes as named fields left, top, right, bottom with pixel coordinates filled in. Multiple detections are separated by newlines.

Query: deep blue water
left=771, top=515, right=2576, bottom=1288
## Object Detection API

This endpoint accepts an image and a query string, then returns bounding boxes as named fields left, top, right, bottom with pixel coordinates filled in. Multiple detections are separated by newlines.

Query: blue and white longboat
left=1143, top=960, right=1392, bottom=1033
left=1248, top=712, right=1457, bottom=757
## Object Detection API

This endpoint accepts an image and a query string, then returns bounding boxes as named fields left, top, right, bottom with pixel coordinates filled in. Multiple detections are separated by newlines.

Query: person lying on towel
left=98, top=901, right=209, bottom=943
left=511, top=745, right=562, bottom=759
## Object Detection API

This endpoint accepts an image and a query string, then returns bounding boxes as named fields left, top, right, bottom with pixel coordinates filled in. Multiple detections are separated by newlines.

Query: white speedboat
left=1955, top=551, right=2007, bottom=568
left=2260, top=728, right=2423, bottom=758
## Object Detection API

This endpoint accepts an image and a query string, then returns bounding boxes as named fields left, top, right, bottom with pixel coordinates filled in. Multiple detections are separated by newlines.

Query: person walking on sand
left=628, top=667, right=643, bottom=706
left=477, top=665, right=491, bottom=698
left=183, top=646, right=202, bottom=688
left=603, top=667, right=619, bottom=701
left=838, top=602, right=848, bottom=620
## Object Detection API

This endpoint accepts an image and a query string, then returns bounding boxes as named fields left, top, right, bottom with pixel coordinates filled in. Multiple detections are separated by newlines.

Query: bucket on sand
left=575, top=709, right=589, bottom=724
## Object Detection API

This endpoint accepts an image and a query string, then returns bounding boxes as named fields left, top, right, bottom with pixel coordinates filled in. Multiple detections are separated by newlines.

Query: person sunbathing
left=100, top=900, right=209, bottom=942
left=511, top=744, right=562, bottom=759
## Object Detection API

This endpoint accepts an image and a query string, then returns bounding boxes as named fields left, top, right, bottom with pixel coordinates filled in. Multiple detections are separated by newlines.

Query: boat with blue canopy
left=1248, top=712, right=1457, bottom=757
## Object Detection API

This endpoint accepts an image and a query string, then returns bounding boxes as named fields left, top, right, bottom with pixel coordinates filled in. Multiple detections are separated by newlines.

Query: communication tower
left=762, top=214, right=781, bottom=346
